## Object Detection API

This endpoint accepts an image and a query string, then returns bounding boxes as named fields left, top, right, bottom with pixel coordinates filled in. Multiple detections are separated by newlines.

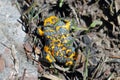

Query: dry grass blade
left=22, top=1, right=37, bottom=16
left=11, top=45, right=19, bottom=74
left=115, top=0, right=120, bottom=25
left=83, top=49, right=90, bottom=80
left=32, top=5, right=48, bottom=20
left=42, top=73, right=63, bottom=80
left=91, top=56, right=108, bottom=79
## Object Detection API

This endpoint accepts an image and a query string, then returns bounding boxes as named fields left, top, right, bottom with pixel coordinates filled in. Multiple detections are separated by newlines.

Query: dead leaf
left=24, top=42, right=33, bottom=52
left=37, top=63, right=44, bottom=73
left=74, top=49, right=85, bottom=68
left=34, top=46, right=41, bottom=55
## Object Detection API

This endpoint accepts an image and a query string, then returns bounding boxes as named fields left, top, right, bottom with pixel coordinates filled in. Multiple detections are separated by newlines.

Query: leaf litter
left=16, top=0, right=120, bottom=80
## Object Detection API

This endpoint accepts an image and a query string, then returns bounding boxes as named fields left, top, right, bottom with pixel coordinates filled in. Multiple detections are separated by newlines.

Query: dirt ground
left=1, top=0, right=120, bottom=80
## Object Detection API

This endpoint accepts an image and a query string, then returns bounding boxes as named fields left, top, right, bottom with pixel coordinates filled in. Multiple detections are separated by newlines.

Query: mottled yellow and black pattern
left=37, top=16, right=78, bottom=66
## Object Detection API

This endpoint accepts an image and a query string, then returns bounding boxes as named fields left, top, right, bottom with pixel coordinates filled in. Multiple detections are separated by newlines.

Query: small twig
left=21, top=69, right=27, bottom=80
left=109, top=55, right=120, bottom=59
left=24, top=48, right=43, bottom=69
left=0, top=42, right=11, bottom=50
left=0, top=43, right=19, bottom=73
left=53, top=63, right=70, bottom=72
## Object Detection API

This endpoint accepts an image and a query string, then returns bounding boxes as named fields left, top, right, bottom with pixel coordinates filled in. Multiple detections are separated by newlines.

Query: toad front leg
left=43, top=46, right=56, bottom=64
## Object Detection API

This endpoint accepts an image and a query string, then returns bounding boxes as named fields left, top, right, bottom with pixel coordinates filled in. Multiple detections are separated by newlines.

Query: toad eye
left=44, top=16, right=59, bottom=26
left=46, top=22, right=50, bottom=26
left=51, top=18, right=57, bottom=23
left=44, top=20, right=51, bottom=26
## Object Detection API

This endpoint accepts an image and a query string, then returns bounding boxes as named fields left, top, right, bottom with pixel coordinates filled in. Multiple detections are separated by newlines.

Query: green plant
left=71, top=19, right=103, bottom=33
left=59, top=0, right=64, bottom=7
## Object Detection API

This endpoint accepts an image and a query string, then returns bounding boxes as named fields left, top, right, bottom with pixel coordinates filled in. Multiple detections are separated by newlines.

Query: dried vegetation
left=16, top=0, right=120, bottom=80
